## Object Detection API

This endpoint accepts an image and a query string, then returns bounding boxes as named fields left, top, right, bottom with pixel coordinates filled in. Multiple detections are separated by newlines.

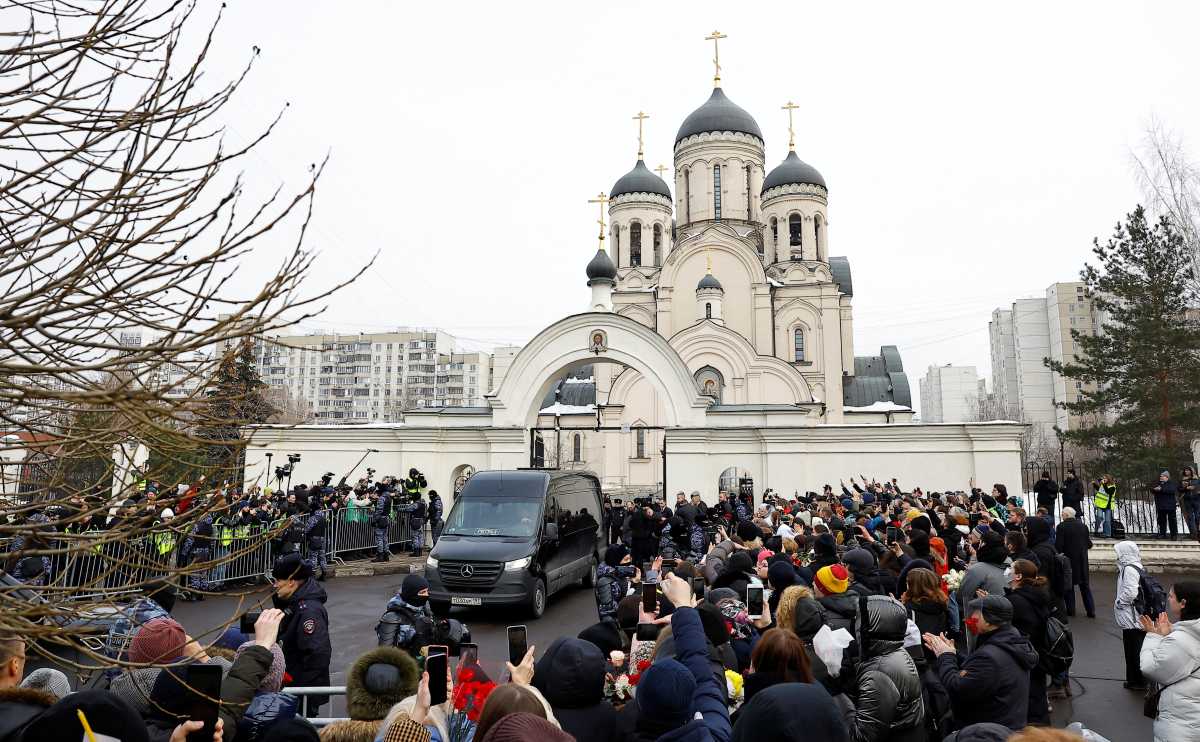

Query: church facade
left=245, top=55, right=1022, bottom=502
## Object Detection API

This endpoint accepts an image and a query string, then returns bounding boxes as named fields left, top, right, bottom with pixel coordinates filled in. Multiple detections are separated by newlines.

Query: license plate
left=450, top=596, right=482, bottom=606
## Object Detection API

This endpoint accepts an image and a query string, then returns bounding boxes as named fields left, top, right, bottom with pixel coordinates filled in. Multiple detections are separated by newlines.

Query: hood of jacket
left=1023, top=517, right=1052, bottom=548
left=1115, top=540, right=1142, bottom=568
left=385, top=594, right=430, bottom=616
left=730, top=682, right=845, bottom=742
left=978, top=624, right=1040, bottom=671
left=857, top=595, right=908, bottom=658
left=945, top=722, right=1012, bottom=742
left=0, top=687, right=58, bottom=738
left=533, top=637, right=607, bottom=709
left=345, top=645, right=420, bottom=720
left=791, top=597, right=826, bottom=640
left=818, top=592, right=859, bottom=619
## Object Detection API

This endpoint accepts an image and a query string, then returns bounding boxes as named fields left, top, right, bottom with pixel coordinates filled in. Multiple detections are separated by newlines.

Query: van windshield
left=443, top=498, right=543, bottom=538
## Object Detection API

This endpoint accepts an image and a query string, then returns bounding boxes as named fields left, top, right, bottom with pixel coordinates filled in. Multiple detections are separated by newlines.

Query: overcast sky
left=204, top=1, right=1200, bottom=412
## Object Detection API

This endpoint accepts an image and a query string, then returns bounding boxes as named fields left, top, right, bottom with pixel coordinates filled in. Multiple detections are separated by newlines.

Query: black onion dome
left=697, top=273, right=723, bottom=291
left=762, top=150, right=826, bottom=193
left=675, top=87, right=763, bottom=144
left=586, top=248, right=617, bottom=281
left=610, top=159, right=671, bottom=199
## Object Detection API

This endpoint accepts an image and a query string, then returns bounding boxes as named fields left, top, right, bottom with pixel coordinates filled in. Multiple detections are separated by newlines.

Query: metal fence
left=1020, top=461, right=1197, bottom=537
left=6, top=507, right=420, bottom=598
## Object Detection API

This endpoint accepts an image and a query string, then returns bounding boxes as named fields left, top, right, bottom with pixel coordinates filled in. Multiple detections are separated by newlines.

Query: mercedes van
left=424, top=469, right=603, bottom=618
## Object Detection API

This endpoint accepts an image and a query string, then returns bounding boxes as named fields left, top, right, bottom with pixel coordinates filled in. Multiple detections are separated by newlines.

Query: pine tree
left=199, top=338, right=275, bottom=480
left=1047, top=206, right=1200, bottom=481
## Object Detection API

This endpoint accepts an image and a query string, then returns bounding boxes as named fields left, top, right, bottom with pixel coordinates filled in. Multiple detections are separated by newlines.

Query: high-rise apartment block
left=918, top=364, right=982, bottom=423
left=987, top=282, right=1097, bottom=451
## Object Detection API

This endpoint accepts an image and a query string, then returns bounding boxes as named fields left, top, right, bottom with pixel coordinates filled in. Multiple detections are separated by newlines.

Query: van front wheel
left=581, top=556, right=597, bottom=587
left=528, top=577, right=547, bottom=619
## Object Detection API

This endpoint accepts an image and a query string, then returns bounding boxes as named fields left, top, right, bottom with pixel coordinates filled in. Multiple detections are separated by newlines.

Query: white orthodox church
left=245, top=46, right=1022, bottom=500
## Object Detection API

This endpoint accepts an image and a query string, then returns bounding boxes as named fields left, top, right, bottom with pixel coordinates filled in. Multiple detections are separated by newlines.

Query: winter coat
left=0, top=687, right=56, bottom=741
left=957, top=560, right=1008, bottom=619
left=702, top=540, right=736, bottom=585
left=647, top=606, right=732, bottom=742
left=1055, top=517, right=1092, bottom=586
left=1141, top=618, right=1200, bottom=742
left=731, top=683, right=849, bottom=742
left=1061, top=476, right=1086, bottom=512
left=376, top=594, right=435, bottom=656
left=1033, top=479, right=1059, bottom=512
left=904, top=598, right=950, bottom=666
left=935, top=625, right=1039, bottom=731
left=819, top=593, right=860, bottom=634
left=236, top=691, right=299, bottom=742
left=107, top=657, right=232, bottom=718
left=1115, top=541, right=1144, bottom=630
left=533, top=637, right=619, bottom=742
left=846, top=596, right=925, bottom=742
left=1024, top=518, right=1063, bottom=601
left=1154, top=480, right=1180, bottom=512
left=595, top=564, right=636, bottom=623
left=1007, top=585, right=1051, bottom=652
left=274, top=577, right=332, bottom=706
left=145, top=645, right=274, bottom=742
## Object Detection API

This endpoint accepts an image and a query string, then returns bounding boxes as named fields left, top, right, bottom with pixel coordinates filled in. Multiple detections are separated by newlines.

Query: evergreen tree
left=1047, top=206, right=1200, bottom=481
left=199, top=338, right=274, bottom=479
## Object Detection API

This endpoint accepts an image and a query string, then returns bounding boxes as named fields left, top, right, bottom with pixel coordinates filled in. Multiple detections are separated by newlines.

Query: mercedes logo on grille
left=459, top=564, right=475, bottom=578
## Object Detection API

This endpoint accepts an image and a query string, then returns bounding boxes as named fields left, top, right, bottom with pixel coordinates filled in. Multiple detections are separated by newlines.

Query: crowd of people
left=2, top=470, right=1198, bottom=742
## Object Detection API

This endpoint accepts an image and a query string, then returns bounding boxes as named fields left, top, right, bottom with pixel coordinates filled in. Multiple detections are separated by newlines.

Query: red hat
left=129, top=617, right=188, bottom=664
left=814, top=564, right=850, bottom=596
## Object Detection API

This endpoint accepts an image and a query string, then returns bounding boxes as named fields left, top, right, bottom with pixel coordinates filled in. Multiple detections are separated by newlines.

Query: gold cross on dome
left=587, top=192, right=610, bottom=250
left=782, top=101, right=799, bottom=151
left=654, top=164, right=668, bottom=180
left=705, top=30, right=727, bottom=86
left=632, top=111, right=649, bottom=159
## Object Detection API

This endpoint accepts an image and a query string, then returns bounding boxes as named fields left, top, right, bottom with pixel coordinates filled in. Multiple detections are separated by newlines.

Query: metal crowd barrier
left=285, top=686, right=348, bottom=727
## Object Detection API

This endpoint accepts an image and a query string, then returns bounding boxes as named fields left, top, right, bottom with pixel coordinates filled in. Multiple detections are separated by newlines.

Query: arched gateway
left=488, top=312, right=712, bottom=429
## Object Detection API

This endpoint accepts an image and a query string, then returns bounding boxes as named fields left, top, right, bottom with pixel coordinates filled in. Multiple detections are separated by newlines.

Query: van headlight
left=426, top=556, right=438, bottom=569
left=504, top=557, right=531, bottom=572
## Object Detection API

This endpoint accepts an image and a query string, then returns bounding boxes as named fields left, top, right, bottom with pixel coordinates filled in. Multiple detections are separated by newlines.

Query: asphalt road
left=173, top=569, right=1166, bottom=737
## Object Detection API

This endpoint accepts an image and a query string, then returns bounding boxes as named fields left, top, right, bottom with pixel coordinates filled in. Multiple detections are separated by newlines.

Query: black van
left=424, top=469, right=603, bottom=618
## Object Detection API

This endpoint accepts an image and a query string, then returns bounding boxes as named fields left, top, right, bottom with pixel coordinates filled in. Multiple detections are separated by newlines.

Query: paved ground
left=174, top=566, right=1177, bottom=737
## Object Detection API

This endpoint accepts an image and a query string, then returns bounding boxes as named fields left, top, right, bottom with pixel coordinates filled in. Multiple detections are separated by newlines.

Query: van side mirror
left=543, top=523, right=559, bottom=542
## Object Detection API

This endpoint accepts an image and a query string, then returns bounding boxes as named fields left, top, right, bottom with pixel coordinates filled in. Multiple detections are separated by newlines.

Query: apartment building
left=1046, top=282, right=1098, bottom=432
left=918, top=364, right=981, bottom=423
left=489, top=345, right=522, bottom=393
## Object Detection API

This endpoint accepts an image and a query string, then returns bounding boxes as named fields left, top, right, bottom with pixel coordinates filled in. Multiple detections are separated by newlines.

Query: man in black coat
left=924, top=596, right=1039, bottom=732
left=1023, top=516, right=1065, bottom=614
left=1055, top=507, right=1095, bottom=618
left=1060, top=470, right=1085, bottom=514
left=1152, top=470, right=1179, bottom=540
left=1032, top=471, right=1060, bottom=521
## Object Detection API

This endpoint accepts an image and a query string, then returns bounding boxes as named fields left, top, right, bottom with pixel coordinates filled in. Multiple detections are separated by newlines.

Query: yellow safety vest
left=1094, top=484, right=1115, bottom=509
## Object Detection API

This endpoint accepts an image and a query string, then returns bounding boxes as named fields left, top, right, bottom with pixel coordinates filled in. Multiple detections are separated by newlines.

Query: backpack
left=1054, top=553, right=1073, bottom=595
left=919, top=666, right=954, bottom=740
left=1133, top=566, right=1170, bottom=618
left=1038, top=613, right=1074, bottom=675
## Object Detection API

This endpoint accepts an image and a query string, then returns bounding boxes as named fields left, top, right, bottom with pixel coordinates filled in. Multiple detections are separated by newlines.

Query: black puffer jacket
left=533, top=637, right=618, bottom=742
left=846, top=595, right=925, bottom=742
left=935, top=624, right=1039, bottom=731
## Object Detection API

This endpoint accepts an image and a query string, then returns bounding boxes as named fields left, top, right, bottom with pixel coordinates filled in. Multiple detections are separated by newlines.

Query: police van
left=424, top=470, right=603, bottom=618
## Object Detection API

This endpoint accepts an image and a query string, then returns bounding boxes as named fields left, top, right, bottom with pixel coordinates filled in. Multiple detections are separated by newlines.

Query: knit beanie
left=215, top=626, right=249, bottom=650
left=129, top=617, right=188, bottom=664
left=236, top=641, right=286, bottom=693
left=401, top=574, right=429, bottom=604
left=813, top=533, right=837, bottom=557
left=262, top=717, right=321, bottom=742
left=481, top=712, right=573, bottom=742
left=604, top=544, right=630, bottom=568
left=767, top=560, right=797, bottom=592
left=636, top=658, right=696, bottom=727
left=842, top=548, right=874, bottom=577
left=20, top=667, right=72, bottom=700
left=814, top=564, right=850, bottom=596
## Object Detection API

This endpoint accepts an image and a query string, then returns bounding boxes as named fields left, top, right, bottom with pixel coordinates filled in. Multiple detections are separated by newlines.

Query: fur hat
left=345, top=646, right=420, bottom=721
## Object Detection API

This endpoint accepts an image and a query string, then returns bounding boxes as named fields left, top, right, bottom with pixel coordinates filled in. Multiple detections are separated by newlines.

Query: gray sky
left=206, top=1, right=1200, bottom=411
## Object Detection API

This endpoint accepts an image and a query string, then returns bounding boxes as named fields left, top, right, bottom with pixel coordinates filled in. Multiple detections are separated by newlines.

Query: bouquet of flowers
left=448, top=666, right=495, bottom=742
left=725, top=669, right=744, bottom=710
left=604, top=673, right=634, bottom=705
left=942, top=569, right=964, bottom=592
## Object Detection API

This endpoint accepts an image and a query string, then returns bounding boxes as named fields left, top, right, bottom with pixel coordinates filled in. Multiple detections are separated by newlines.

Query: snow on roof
left=538, top=403, right=596, bottom=416
left=564, top=376, right=594, bottom=384
left=843, top=401, right=913, bottom=413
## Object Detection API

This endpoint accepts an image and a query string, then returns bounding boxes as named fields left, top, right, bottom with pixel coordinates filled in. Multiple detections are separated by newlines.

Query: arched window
left=771, top=217, right=778, bottom=247
left=705, top=302, right=712, bottom=319
left=794, top=328, right=806, bottom=362
left=652, top=224, right=662, bottom=266
left=630, top=222, right=642, bottom=266
left=745, top=165, right=753, bottom=219
left=636, top=427, right=646, bottom=459
left=789, top=213, right=803, bottom=251
left=814, top=214, right=823, bottom=259
left=613, top=225, right=620, bottom=265
left=713, top=165, right=722, bottom=220
left=683, top=169, right=691, bottom=223
left=573, top=433, right=582, bottom=462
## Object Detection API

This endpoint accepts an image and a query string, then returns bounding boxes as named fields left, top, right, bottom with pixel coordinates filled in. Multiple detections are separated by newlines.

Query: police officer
left=397, top=490, right=427, bottom=557
left=303, top=503, right=329, bottom=581
left=428, top=489, right=444, bottom=545
left=371, top=482, right=392, bottom=562
left=272, top=553, right=331, bottom=716
left=376, top=573, right=436, bottom=659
